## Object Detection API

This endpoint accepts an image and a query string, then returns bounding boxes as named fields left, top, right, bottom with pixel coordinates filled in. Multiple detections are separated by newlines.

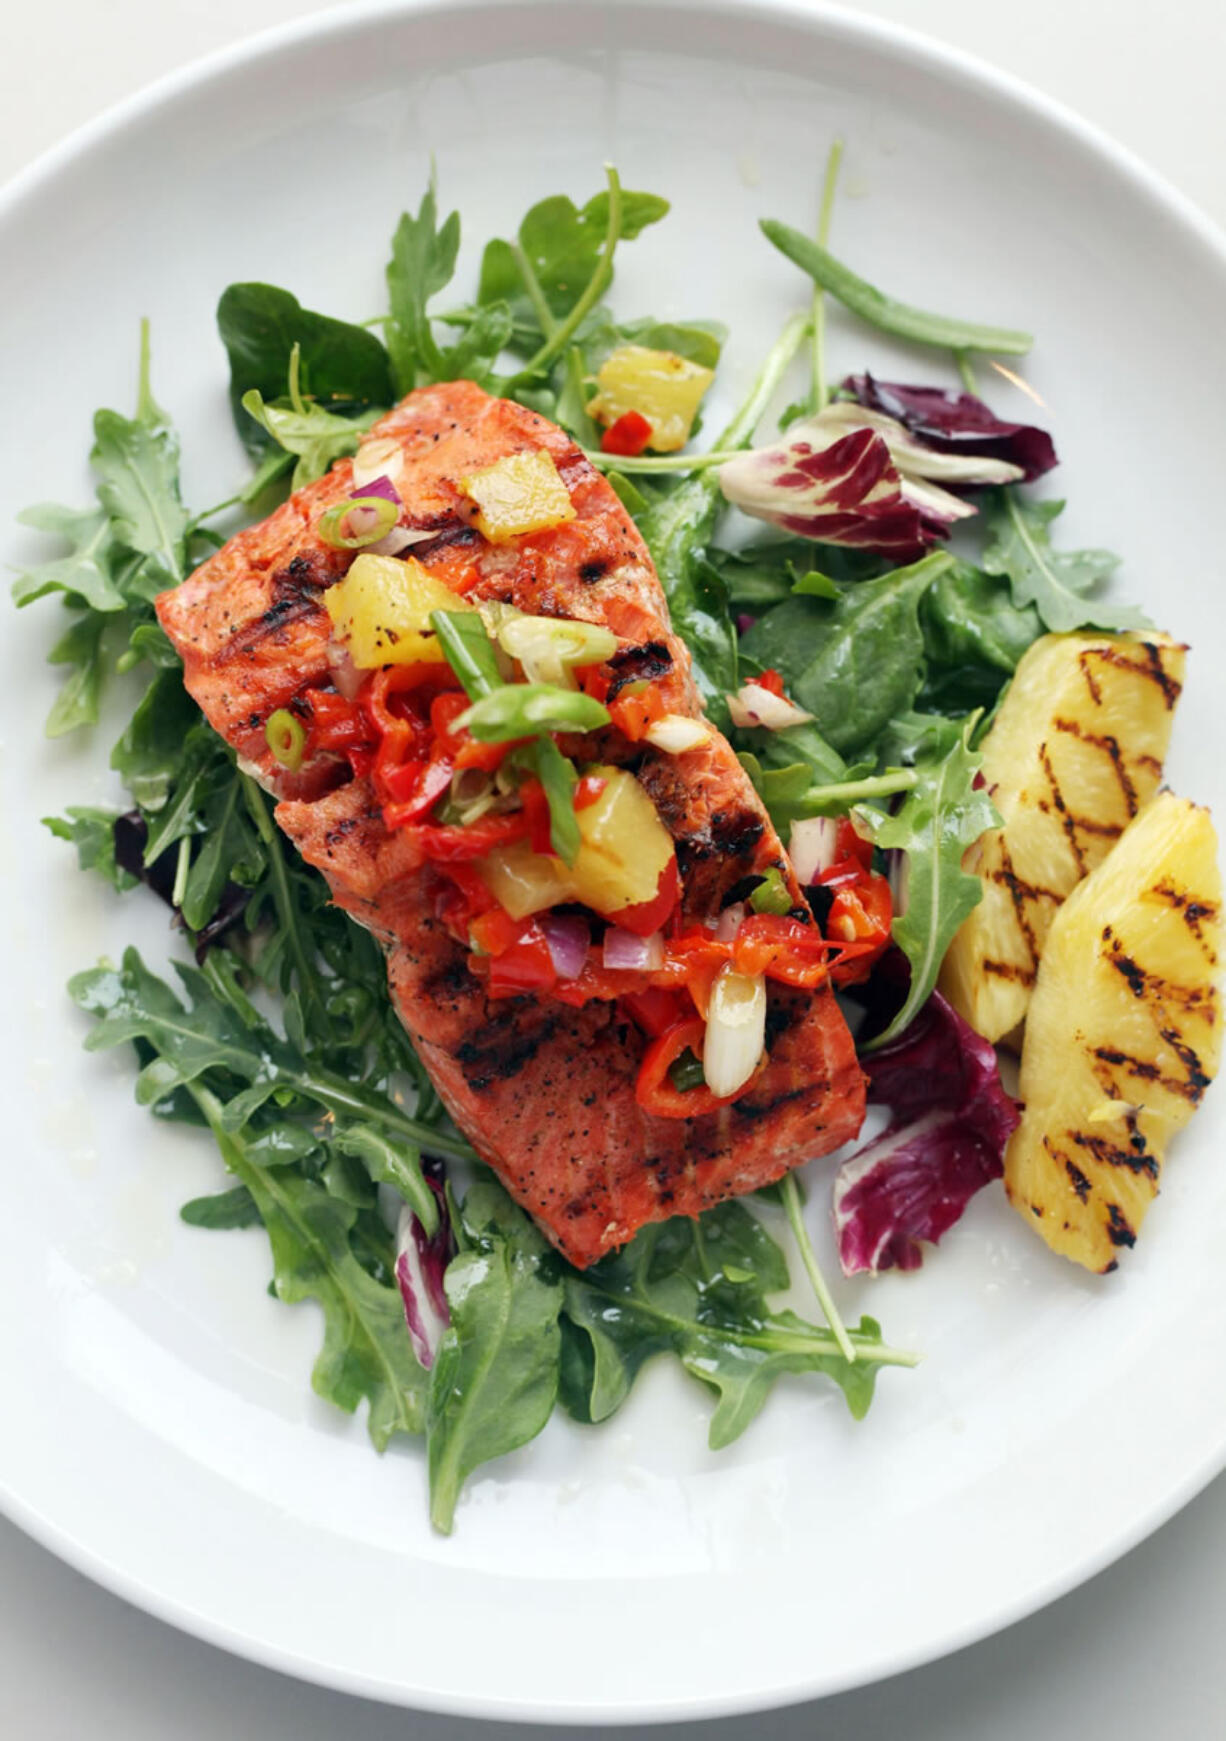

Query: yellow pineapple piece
left=588, top=345, right=714, bottom=453
left=460, top=450, right=576, bottom=543
left=939, top=631, right=1186, bottom=1042
left=322, top=554, right=472, bottom=670
left=1005, top=792, right=1222, bottom=1271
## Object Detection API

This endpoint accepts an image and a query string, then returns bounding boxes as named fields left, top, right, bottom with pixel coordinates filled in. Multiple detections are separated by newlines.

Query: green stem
left=717, top=309, right=811, bottom=451
left=954, top=350, right=979, bottom=394
left=811, top=137, right=845, bottom=412
left=760, top=218, right=1033, bottom=356
left=802, top=768, right=919, bottom=807
left=515, top=164, right=623, bottom=381
left=584, top=446, right=742, bottom=474
left=779, top=1171, right=856, bottom=1363
left=511, top=239, right=559, bottom=342
left=600, top=1271, right=917, bottom=1368
left=300, top=1067, right=477, bottom=1160
left=239, top=772, right=329, bottom=1040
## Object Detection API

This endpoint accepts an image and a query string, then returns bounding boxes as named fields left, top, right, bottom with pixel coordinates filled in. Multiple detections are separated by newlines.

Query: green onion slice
left=265, top=709, right=306, bottom=771
left=318, top=495, right=399, bottom=550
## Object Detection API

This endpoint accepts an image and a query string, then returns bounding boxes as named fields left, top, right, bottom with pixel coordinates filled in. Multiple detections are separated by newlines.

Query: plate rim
left=3, top=0, right=1226, bottom=1721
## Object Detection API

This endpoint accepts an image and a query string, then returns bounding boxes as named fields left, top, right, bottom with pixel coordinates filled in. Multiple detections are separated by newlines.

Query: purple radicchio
left=718, top=382, right=1053, bottom=558
left=832, top=991, right=1019, bottom=1277
left=841, top=373, right=1058, bottom=484
left=395, top=1159, right=454, bottom=1369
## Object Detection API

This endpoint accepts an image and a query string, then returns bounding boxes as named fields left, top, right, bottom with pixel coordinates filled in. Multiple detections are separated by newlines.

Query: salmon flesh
left=156, top=381, right=866, bottom=1267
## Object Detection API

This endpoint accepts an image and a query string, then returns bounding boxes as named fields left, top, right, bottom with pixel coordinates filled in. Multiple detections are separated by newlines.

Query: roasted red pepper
left=599, top=409, right=653, bottom=457
left=635, top=1017, right=731, bottom=1120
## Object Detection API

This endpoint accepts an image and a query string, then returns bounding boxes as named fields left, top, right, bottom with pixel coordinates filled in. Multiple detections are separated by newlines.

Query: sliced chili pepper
left=608, top=683, right=668, bottom=742
left=573, top=773, right=608, bottom=811
left=487, top=928, right=557, bottom=999
left=826, top=876, right=892, bottom=985
left=756, top=668, right=786, bottom=698
left=407, top=811, right=531, bottom=862
left=302, top=688, right=372, bottom=757
left=620, top=986, right=689, bottom=1038
left=382, top=753, right=456, bottom=829
left=434, top=863, right=497, bottom=932
left=733, top=913, right=832, bottom=989
left=635, top=1017, right=732, bottom=1120
left=600, top=409, right=654, bottom=457
left=518, top=778, right=555, bottom=856
left=610, top=855, right=680, bottom=939
left=469, top=906, right=523, bottom=957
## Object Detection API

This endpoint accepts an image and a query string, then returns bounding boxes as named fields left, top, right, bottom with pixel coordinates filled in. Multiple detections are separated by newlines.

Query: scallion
left=318, top=495, right=399, bottom=550
left=265, top=709, right=306, bottom=771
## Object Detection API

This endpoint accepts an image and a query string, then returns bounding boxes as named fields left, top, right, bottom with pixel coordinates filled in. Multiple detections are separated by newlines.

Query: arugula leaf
left=559, top=1206, right=907, bottom=1444
left=43, top=807, right=136, bottom=892
left=216, top=283, right=394, bottom=457
left=856, top=721, right=999, bottom=1044
left=240, top=386, right=380, bottom=489
left=44, top=612, right=114, bottom=737
left=919, top=558, right=1042, bottom=714
left=13, top=504, right=126, bottom=611
left=200, top=1090, right=426, bottom=1446
left=741, top=551, right=952, bottom=758
left=981, top=489, right=1144, bottom=633
left=110, top=668, right=201, bottom=810
left=479, top=186, right=669, bottom=340
left=91, top=404, right=189, bottom=598
left=181, top=1184, right=261, bottom=1230
left=427, top=1180, right=562, bottom=1533
left=386, top=181, right=462, bottom=392
left=69, top=948, right=472, bottom=1159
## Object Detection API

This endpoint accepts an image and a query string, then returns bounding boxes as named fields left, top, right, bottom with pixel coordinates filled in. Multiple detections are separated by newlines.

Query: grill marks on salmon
left=157, top=381, right=866, bottom=1268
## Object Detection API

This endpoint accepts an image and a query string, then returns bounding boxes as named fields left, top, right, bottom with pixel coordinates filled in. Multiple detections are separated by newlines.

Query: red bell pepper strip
left=600, top=409, right=653, bottom=457
left=635, top=1017, right=733, bottom=1120
left=609, top=856, right=680, bottom=939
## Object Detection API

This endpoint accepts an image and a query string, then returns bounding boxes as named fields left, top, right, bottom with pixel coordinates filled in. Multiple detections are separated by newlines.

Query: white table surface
left=3, top=2, right=1225, bottom=1736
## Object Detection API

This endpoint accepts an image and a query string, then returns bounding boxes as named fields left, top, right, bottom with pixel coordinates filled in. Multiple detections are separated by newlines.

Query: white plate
left=2, top=0, right=1224, bottom=1722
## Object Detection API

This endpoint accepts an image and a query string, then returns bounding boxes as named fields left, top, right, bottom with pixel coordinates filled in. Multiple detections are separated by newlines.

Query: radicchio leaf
left=832, top=991, right=1018, bottom=1276
left=717, top=390, right=1035, bottom=559
left=841, top=373, right=1058, bottom=484
left=395, top=1160, right=453, bottom=1369
left=719, top=425, right=943, bottom=558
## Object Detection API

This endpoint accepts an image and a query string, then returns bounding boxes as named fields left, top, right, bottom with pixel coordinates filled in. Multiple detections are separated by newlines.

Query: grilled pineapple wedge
left=1005, top=792, right=1222, bottom=1271
left=940, top=631, right=1186, bottom=1043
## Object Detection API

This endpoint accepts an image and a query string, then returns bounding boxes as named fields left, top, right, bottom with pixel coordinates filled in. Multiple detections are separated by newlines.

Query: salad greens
left=15, top=154, right=1116, bottom=1531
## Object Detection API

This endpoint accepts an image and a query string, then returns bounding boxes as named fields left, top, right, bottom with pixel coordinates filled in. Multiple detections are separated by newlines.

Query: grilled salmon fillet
left=157, top=380, right=866, bottom=1266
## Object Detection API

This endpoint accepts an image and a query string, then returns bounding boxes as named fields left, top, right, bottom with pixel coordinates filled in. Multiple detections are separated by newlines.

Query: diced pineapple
left=460, top=450, right=576, bottom=543
left=477, top=767, right=675, bottom=920
left=322, top=554, right=472, bottom=669
left=939, top=631, right=1186, bottom=1042
left=588, top=345, right=714, bottom=453
left=478, top=837, right=573, bottom=920
left=1005, top=792, right=1222, bottom=1272
left=570, top=765, right=675, bottom=914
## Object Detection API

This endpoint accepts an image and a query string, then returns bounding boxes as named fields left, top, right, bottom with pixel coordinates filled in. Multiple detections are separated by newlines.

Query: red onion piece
left=602, top=926, right=664, bottom=971
left=326, top=642, right=364, bottom=701
left=788, top=816, right=840, bottom=884
left=540, top=913, right=589, bottom=980
left=714, top=902, right=746, bottom=943
left=351, top=473, right=402, bottom=508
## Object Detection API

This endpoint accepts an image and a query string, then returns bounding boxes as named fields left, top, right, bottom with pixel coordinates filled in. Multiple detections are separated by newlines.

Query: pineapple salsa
left=14, top=150, right=1221, bottom=1531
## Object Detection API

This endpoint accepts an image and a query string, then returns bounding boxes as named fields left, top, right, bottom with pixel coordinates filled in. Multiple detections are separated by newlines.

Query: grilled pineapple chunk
left=940, top=631, right=1185, bottom=1042
left=1005, top=792, right=1222, bottom=1271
